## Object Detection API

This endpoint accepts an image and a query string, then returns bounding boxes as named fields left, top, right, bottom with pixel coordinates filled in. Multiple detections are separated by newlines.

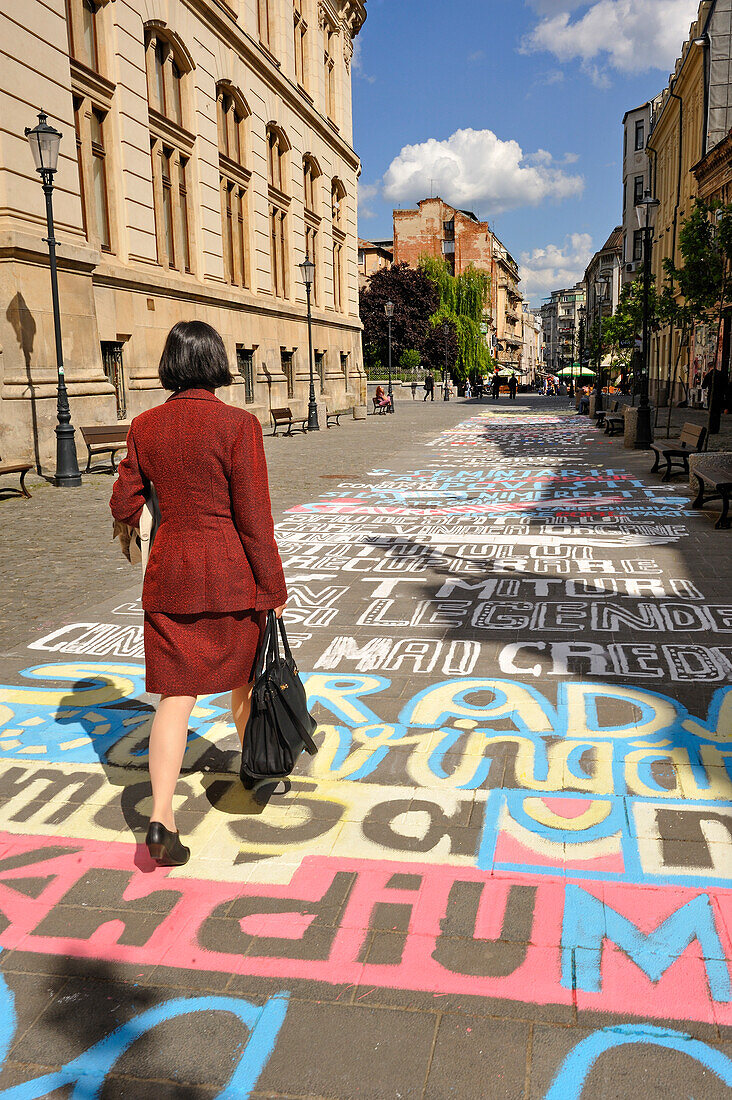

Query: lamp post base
left=53, top=423, right=82, bottom=487
left=307, top=399, right=320, bottom=432
left=633, top=403, right=654, bottom=449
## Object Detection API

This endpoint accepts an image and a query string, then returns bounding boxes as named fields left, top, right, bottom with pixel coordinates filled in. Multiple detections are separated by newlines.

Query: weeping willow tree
left=419, top=257, right=494, bottom=381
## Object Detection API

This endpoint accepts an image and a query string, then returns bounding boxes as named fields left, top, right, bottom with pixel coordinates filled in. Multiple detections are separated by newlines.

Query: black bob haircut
left=158, top=321, right=234, bottom=392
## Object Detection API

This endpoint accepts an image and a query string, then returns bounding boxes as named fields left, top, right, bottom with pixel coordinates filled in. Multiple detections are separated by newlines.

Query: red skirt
left=144, top=610, right=263, bottom=696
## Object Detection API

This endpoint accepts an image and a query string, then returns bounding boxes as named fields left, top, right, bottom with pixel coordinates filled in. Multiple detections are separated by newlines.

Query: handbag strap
left=273, top=684, right=318, bottom=755
left=277, top=616, right=295, bottom=664
left=253, top=611, right=277, bottom=682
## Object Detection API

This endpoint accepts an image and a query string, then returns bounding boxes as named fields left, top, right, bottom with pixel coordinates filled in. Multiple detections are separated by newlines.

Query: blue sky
left=352, top=0, right=700, bottom=305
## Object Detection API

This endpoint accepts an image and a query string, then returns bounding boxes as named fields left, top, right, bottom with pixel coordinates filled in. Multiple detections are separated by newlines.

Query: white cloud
left=519, top=232, right=594, bottom=303
left=352, top=39, right=376, bottom=83
left=522, top=0, right=699, bottom=80
left=358, top=181, right=380, bottom=220
left=468, top=50, right=486, bottom=62
left=381, top=128, right=584, bottom=217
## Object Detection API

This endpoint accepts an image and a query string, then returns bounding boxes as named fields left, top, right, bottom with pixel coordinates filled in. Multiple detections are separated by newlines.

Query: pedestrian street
left=0, top=400, right=731, bottom=1098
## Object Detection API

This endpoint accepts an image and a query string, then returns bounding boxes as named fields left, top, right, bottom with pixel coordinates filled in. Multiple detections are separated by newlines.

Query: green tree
left=419, top=258, right=494, bottom=382
left=661, top=197, right=732, bottom=434
left=602, top=278, right=659, bottom=391
left=399, top=348, right=421, bottom=372
left=359, top=263, right=438, bottom=378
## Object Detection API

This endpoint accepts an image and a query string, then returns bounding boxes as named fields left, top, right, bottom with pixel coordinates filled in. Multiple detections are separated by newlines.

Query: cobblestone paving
left=0, top=395, right=731, bottom=1098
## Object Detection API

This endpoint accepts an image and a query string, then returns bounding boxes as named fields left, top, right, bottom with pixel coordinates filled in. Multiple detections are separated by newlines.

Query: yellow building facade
left=644, top=1, right=732, bottom=405
left=0, top=0, right=366, bottom=468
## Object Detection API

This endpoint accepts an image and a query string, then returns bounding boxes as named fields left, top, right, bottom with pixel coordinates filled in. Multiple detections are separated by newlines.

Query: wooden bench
left=604, top=407, right=626, bottom=436
left=326, top=408, right=349, bottom=428
left=692, top=458, right=732, bottom=529
left=271, top=407, right=308, bottom=436
left=650, top=423, right=707, bottom=481
left=0, top=454, right=33, bottom=498
left=80, top=425, right=128, bottom=473
left=372, top=395, right=393, bottom=415
left=595, top=400, right=619, bottom=429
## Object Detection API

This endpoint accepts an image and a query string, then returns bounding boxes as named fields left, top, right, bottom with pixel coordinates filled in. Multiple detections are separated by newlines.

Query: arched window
left=303, top=155, right=320, bottom=214
left=267, top=125, right=289, bottom=194
left=145, top=25, right=194, bottom=273
left=331, top=178, right=346, bottom=312
left=303, top=155, right=321, bottom=304
left=331, top=177, right=346, bottom=228
left=145, top=28, right=188, bottom=127
left=217, top=83, right=251, bottom=289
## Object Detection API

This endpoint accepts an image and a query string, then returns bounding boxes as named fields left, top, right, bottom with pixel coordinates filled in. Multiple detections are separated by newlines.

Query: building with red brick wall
left=393, top=197, right=494, bottom=276
left=392, top=196, right=524, bottom=373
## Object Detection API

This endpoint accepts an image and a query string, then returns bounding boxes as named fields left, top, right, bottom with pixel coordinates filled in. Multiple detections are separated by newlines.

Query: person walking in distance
left=491, top=371, right=500, bottom=401
left=508, top=373, right=518, bottom=400
left=423, top=372, right=435, bottom=401
left=110, top=321, right=287, bottom=867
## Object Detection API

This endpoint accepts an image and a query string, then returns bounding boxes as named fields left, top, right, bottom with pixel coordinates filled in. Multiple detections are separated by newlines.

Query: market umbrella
left=497, top=368, right=520, bottom=378
left=557, top=365, right=596, bottom=378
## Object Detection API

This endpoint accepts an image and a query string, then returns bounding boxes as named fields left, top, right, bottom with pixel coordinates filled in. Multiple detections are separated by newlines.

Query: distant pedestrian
left=424, top=373, right=435, bottom=401
left=491, top=373, right=500, bottom=401
left=508, top=374, right=518, bottom=400
left=465, top=380, right=472, bottom=399
left=411, top=380, right=418, bottom=399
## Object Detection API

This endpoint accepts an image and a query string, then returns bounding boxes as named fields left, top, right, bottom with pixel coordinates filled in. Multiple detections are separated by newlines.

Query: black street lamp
left=442, top=321, right=450, bottom=401
left=593, top=275, right=611, bottom=415
left=577, top=305, right=586, bottom=397
left=299, top=256, right=319, bottom=431
left=25, top=110, right=82, bottom=487
left=635, top=189, right=660, bottom=448
left=384, top=300, right=394, bottom=412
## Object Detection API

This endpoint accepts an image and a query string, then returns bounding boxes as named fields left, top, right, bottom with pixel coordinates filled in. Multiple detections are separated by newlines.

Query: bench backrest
left=680, top=423, right=706, bottom=449
left=81, top=425, right=128, bottom=444
left=271, top=407, right=293, bottom=422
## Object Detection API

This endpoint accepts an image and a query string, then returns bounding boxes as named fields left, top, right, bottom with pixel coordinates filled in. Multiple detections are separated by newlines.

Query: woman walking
left=110, top=321, right=287, bottom=867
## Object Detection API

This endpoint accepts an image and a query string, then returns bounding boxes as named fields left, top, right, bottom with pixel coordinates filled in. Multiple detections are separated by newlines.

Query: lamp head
left=384, top=300, right=394, bottom=319
left=299, top=256, right=316, bottom=288
left=636, top=189, right=660, bottom=231
left=25, top=110, right=62, bottom=175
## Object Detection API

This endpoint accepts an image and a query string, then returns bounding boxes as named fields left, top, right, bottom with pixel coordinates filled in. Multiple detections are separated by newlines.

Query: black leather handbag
left=240, top=611, right=318, bottom=786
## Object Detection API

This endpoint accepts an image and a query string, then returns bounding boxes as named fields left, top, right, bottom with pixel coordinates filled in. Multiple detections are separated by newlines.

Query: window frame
left=65, top=0, right=102, bottom=73
left=293, top=0, right=308, bottom=89
left=236, top=346, right=255, bottom=403
left=633, top=175, right=644, bottom=205
left=635, top=119, right=645, bottom=151
left=323, top=17, right=337, bottom=121
left=217, top=85, right=251, bottom=289
left=73, top=94, right=113, bottom=252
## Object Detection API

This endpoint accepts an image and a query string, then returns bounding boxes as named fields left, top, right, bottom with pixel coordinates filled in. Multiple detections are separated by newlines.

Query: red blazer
left=110, top=389, right=287, bottom=614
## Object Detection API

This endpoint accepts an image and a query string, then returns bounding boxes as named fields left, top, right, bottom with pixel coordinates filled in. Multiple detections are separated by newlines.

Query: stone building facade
left=539, top=284, right=586, bottom=376
left=583, top=227, right=623, bottom=346
left=520, top=304, right=542, bottom=383
left=357, top=237, right=392, bottom=288
left=621, top=97, right=662, bottom=284
left=0, top=0, right=366, bottom=468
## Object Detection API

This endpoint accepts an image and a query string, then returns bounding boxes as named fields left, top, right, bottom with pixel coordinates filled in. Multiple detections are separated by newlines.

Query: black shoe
left=146, top=821, right=190, bottom=866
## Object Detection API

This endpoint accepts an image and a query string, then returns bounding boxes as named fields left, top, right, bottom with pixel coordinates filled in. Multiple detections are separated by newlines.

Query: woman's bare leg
left=149, top=694, right=196, bottom=831
left=231, top=682, right=255, bottom=747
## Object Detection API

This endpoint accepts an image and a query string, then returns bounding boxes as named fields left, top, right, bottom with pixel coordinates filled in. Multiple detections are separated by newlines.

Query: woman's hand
left=274, top=602, right=287, bottom=619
